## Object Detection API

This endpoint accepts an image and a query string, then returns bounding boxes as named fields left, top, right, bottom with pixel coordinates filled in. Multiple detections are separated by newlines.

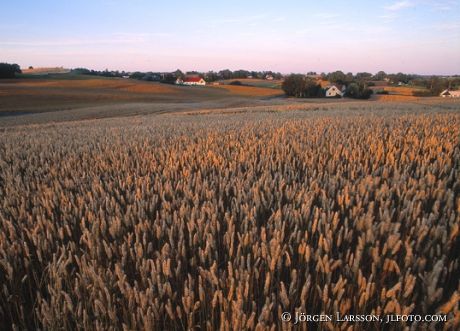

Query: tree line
left=70, top=68, right=283, bottom=84
left=71, top=68, right=129, bottom=78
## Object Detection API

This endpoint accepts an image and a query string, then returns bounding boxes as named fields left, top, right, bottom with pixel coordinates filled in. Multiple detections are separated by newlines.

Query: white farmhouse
left=440, top=89, right=460, bottom=98
left=185, top=76, right=206, bottom=86
left=175, top=76, right=206, bottom=86
left=325, top=84, right=344, bottom=97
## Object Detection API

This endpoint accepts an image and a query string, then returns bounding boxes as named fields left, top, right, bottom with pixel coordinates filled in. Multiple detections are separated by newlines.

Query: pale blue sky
left=1, top=0, right=459, bottom=74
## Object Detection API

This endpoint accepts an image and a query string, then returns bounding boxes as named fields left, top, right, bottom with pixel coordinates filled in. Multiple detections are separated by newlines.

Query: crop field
left=0, top=76, right=281, bottom=117
left=20, top=67, right=70, bottom=75
left=0, top=102, right=459, bottom=330
left=220, top=79, right=283, bottom=89
left=371, top=86, right=429, bottom=102
left=213, top=84, right=284, bottom=97
left=382, top=86, right=427, bottom=96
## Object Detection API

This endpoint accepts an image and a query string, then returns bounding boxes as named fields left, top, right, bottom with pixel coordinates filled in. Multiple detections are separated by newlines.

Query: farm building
left=325, top=84, right=344, bottom=97
left=440, top=89, right=460, bottom=98
left=176, top=76, right=206, bottom=86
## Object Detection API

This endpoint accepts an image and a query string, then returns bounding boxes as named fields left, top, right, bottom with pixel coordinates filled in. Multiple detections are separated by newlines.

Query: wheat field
left=0, top=105, right=459, bottom=330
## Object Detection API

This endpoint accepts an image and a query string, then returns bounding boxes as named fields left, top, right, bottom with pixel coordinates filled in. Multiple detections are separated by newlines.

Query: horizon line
left=17, top=65, right=460, bottom=77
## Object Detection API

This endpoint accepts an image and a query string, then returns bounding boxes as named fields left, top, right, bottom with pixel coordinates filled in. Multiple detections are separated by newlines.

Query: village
left=171, top=72, right=460, bottom=99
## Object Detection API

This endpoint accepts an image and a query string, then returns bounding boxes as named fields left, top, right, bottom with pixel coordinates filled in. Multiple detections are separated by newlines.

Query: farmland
left=1, top=100, right=459, bottom=330
left=0, top=75, right=282, bottom=117
left=1, top=75, right=453, bottom=127
left=218, top=78, right=284, bottom=89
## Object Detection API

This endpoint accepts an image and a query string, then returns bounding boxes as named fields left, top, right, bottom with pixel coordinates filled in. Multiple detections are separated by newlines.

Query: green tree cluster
left=282, top=75, right=323, bottom=98
left=345, top=82, right=373, bottom=99
left=0, top=63, right=21, bottom=78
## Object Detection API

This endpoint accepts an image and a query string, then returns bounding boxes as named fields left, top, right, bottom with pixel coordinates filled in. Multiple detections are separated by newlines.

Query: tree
left=174, top=69, right=184, bottom=79
left=233, top=70, right=249, bottom=79
left=327, top=71, right=347, bottom=85
left=161, top=73, right=177, bottom=84
left=0, top=63, right=21, bottom=78
left=282, top=75, right=323, bottom=98
left=71, top=68, right=91, bottom=75
left=204, top=71, right=219, bottom=82
left=346, top=72, right=354, bottom=84
left=374, top=71, right=387, bottom=81
left=388, top=72, right=412, bottom=84
left=345, top=83, right=360, bottom=98
left=355, top=72, right=373, bottom=81
left=218, top=69, right=233, bottom=80
left=345, top=82, right=373, bottom=99
left=282, top=75, right=305, bottom=97
left=129, top=72, right=146, bottom=80
left=428, top=76, right=448, bottom=95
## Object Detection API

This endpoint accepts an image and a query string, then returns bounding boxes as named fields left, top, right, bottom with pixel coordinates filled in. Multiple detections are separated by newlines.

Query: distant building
left=325, top=84, right=345, bottom=97
left=440, top=89, right=460, bottom=98
left=122, top=75, right=130, bottom=79
left=265, top=75, right=274, bottom=80
left=176, top=76, right=206, bottom=86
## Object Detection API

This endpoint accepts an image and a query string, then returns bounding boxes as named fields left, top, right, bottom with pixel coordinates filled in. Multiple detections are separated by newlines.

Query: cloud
left=385, top=1, right=414, bottom=11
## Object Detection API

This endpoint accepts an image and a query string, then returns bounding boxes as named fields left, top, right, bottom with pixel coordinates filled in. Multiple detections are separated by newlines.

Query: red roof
left=183, top=76, right=203, bottom=82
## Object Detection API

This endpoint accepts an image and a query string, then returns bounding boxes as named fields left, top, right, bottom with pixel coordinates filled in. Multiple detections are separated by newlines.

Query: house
left=325, top=84, right=345, bottom=97
left=176, top=76, right=206, bottom=86
left=265, top=75, right=274, bottom=80
left=440, top=89, right=460, bottom=98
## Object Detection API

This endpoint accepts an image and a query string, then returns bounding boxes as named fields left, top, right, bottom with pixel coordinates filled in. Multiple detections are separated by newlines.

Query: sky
left=1, top=0, right=459, bottom=74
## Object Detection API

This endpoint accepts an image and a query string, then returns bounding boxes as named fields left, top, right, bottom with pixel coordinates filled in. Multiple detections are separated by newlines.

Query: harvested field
left=0, top=76, right=285, bottom=116
left=1, top=104, right=459, bottom=330
left=212, top=84, right=284, bottom=97
left=20, top=67, right=70, bottom=75
left=220, top=78, right=283, bottom=89
left=382, top=86, right=428, bottom=96
left=4, top=78, right=179, bottom=93
left=373, top=94, right=420, bottom=102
